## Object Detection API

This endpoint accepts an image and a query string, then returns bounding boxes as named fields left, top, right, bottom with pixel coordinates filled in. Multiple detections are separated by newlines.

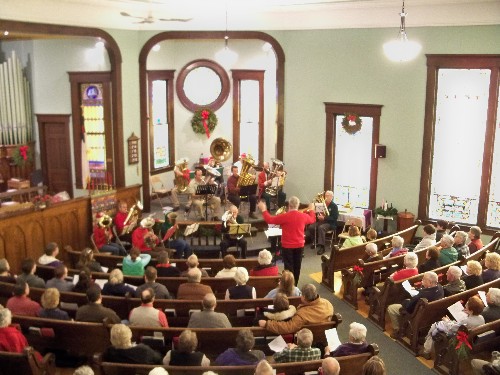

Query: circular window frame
left=176, top=59, right=230, bottom=112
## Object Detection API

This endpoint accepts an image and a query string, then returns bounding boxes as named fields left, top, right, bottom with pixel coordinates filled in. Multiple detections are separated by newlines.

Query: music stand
left=228, top=223, right=252, bottom=237
left=196, top=184, right=217, bottom=220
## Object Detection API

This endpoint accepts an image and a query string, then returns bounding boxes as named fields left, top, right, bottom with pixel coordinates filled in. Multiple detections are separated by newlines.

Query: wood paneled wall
left=0, top=184, right=141, bottom=274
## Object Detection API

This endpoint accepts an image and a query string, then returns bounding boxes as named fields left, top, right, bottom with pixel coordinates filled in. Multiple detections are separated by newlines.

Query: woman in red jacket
left=258, top=197, right=315, bottom=284
left=250, top=249, right=279, bottom=276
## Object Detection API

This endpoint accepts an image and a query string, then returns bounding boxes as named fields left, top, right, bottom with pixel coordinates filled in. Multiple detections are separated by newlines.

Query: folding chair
left=150, top=175, right=170, bottom=209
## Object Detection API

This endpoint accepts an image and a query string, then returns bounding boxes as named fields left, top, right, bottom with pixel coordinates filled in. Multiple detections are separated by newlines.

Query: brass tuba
left=174, top=158, right=190, bottom=193
left=313, top=191, right=330, bottom=216
left=264, top=158, right=285, bottom=196
left=210, top=138, right=232, bottom=163
left=237, top=154, right=256, bottom=187
left=122, top=200, right=143, bottom=234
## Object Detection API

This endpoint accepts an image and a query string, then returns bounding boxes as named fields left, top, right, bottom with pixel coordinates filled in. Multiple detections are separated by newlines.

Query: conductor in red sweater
left=258, top=197, right=315, bottom=284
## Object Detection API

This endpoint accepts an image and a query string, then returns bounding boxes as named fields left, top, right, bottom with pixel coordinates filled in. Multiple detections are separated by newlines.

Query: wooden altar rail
left=0, top=184, right=141, bottom=274
left=0, top=185, right=47, bottom=203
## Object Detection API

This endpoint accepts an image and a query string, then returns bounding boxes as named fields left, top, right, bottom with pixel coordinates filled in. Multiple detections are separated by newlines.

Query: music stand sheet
left=228, top=223, right=251, bottom=236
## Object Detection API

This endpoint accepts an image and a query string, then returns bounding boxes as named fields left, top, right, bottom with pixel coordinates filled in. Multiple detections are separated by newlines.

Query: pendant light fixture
left=383, top=0, right=422, bottom=62
left=215, top=6, right=238, bottom=68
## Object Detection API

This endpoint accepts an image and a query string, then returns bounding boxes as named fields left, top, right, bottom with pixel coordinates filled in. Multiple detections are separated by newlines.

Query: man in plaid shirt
left=273, top=328, right=321, bottom=363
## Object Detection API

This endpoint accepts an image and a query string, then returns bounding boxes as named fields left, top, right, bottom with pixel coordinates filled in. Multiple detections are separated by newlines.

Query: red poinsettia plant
left=352, top=265, right=364, bottom=285
left=33, top=194, right=52, bottom=204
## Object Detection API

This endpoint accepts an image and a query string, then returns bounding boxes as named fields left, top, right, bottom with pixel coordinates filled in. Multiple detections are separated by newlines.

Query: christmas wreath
left=191, top=108, right=218, bottom=139
left=342, top=113, right=362, bottom=135
left=11, top=145, right=33, bottom=167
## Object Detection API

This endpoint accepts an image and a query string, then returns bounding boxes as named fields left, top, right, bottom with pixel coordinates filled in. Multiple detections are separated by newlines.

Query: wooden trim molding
left=138, top=31, right=285, bottom=212
left=324, top=102, right=383, bottom=210
left=419, top=54, right=500, bottom=230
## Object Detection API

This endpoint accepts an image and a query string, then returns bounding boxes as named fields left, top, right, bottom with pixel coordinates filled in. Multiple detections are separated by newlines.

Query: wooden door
left=36, top=114, right=73, bottom=197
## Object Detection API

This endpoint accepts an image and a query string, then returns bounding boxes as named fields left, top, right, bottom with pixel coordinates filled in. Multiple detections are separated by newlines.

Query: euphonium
left=222, top=209, right=237, bottom=228
left=313, top=192, right=330, bottom=216
left=174, top=158, right=190, bottom=193
left=123, top=200, right=143, bottom=234
left=236, top=154, right=256, bottom=187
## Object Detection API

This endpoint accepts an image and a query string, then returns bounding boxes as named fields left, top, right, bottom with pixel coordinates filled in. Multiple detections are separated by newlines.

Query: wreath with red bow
left=191, top=108, right=218, bottom=138
left=342, top=113, right=362, bottom=135
left=11, top=145, right=34, bottom=167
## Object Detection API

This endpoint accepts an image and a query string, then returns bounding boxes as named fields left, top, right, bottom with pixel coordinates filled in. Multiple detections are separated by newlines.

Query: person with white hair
left=482, top=252, right=500, bottom=283
left=363, top=243, right=382, bottom=263
left=177, top=267, right=213, bottom=300
left=383, top=236, right=408, bottom=259
left=453, top=231, right=470, bottom=260
left=250, top=249, right=278, bottom=276
left=102, top=268, right=136, bottom=296
left=305, top=190, right=339, bottom=256
left=273, top=328, right=321, bottom=362
left=387, top=272, right=444, bottom=338
left=148, top=368, right=168, bottom=375
left=390, top=252, right=419, bottom=281
left=0, top=305, right=31, bottom=354
left=258, top=197, right=316, bottom=283
left=254, top=359, right=274, bottom=375
left=438, top=234, right=458, bottom=266
left=324, top=322, right=369, bottom=357
left=0, top=258, right=15, bottom=284
left=104, top=323, right=162, bottom=364
left=180, top=254, right=209, bottom=277
left=320, top=357, right=340, bottom=375
left=481, top=288, right=500, bottom=323
left=73, top=366, right=95, bottom=375
left=443, top=266, right=465, bottom=297
left=225, top=267, right=256, bottom=300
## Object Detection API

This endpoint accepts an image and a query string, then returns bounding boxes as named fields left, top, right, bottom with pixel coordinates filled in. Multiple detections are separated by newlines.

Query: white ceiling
left=1, top=0, right=499, bottom=32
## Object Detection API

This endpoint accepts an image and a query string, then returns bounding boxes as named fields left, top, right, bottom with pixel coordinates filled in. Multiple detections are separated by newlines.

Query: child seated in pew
left=419, top=296, right=484, bottom=360
left=76, top=248, right=103, bottom=273
left=341, top=226, right=365, bottom=249
left=255, top=293, right=297, bottom=325
left=122, top=247, right=151, bottom=277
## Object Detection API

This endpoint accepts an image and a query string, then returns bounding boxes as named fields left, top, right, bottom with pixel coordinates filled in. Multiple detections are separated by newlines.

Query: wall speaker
left=375, top=144, right=386, bottom=158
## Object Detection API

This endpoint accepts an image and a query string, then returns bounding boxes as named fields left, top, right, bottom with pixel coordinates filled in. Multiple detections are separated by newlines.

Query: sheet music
left=478, top=290, right=488, bottom=306
left=95, top=279, right=107, bottom=289
left=460, top=265, right=469, bottom=276
left=402, top=280, right=419, bottom=297
left=125, top=283, right=137, bottom=291
left=184, top=223, right=199, bottom=236
left=265, top=228, right=282, bottom=237
left=268, top=335, right=287, bottom=352
left=324, top=328, right=342, bottom=350
left=72, top=274, right=79, bottom=285
left=447, top=301, right=467, bottom=322
left=228, top=223, right=251, bottom=235
left=101, top=266, right=109, bottom=273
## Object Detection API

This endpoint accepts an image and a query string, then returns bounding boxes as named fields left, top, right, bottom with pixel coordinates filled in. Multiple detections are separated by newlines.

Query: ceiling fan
left=120, top=11, right=192, bottom=24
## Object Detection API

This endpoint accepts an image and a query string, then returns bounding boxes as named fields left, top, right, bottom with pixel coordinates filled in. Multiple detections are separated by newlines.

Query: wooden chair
left=0, top=347, right=56, bottom=375
left=150, top=175, right=170, bottom=209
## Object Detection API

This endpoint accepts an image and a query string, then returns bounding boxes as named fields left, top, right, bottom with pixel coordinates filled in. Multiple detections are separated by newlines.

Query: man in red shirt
left=129, top=288, right=168, bottom=327
left=258, top=197, right=315, bottom=284
left=227, top=165, right=258, bottom=219
left=6, top=281, right=41, bottom=317
left=468, top=226, right=484, bottom=254
left=132, top=217, right=159, bottom=252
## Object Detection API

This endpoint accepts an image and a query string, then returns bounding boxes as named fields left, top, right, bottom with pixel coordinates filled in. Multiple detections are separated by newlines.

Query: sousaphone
left=210, top=138, right=232, bottom=163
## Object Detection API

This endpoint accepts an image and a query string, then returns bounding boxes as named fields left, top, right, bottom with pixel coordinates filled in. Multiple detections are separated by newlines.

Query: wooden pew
left=365, top=237, right=498, bottom=329
left=124, top=313, right=342, bottom=359
left=0, top=346, right=56, bottom=375
left=93, top=343, right=379, bottom=375
left=11, top=315, right=111, bottom=358
left=63, top=248, right=261, bottom=277
left=0, top=281, right=300, bottom=324
left=433, top=319, right=500, bottom=375
left=320, top=221, right=421, bottom=290
left=341, top=244, right=429, bottom=310
left=34, top=266, right=280, bottom=299
left=396, top=278, right=500, bottom=354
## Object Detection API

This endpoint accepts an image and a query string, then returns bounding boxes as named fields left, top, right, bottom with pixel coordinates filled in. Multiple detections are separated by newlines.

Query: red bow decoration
left=353, top=265, right=364, bottom=273
left=201, top=110, right=211, bottom=139
left=347, top=115, right=357, bottom=122
left=19, top=145, right=29, bottom=160
left=455, top=331, right=472, bottom=350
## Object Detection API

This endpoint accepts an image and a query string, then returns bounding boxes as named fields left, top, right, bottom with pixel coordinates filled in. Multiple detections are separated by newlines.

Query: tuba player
left=305, top=190, right=339, bottom=255
left=93, top=212, right=127, bottom=255
left=188, top=168, right=221, bottom=220
left=227, top=165, right=258, bottom=219
left=258, top=161, right=287, bottom=211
